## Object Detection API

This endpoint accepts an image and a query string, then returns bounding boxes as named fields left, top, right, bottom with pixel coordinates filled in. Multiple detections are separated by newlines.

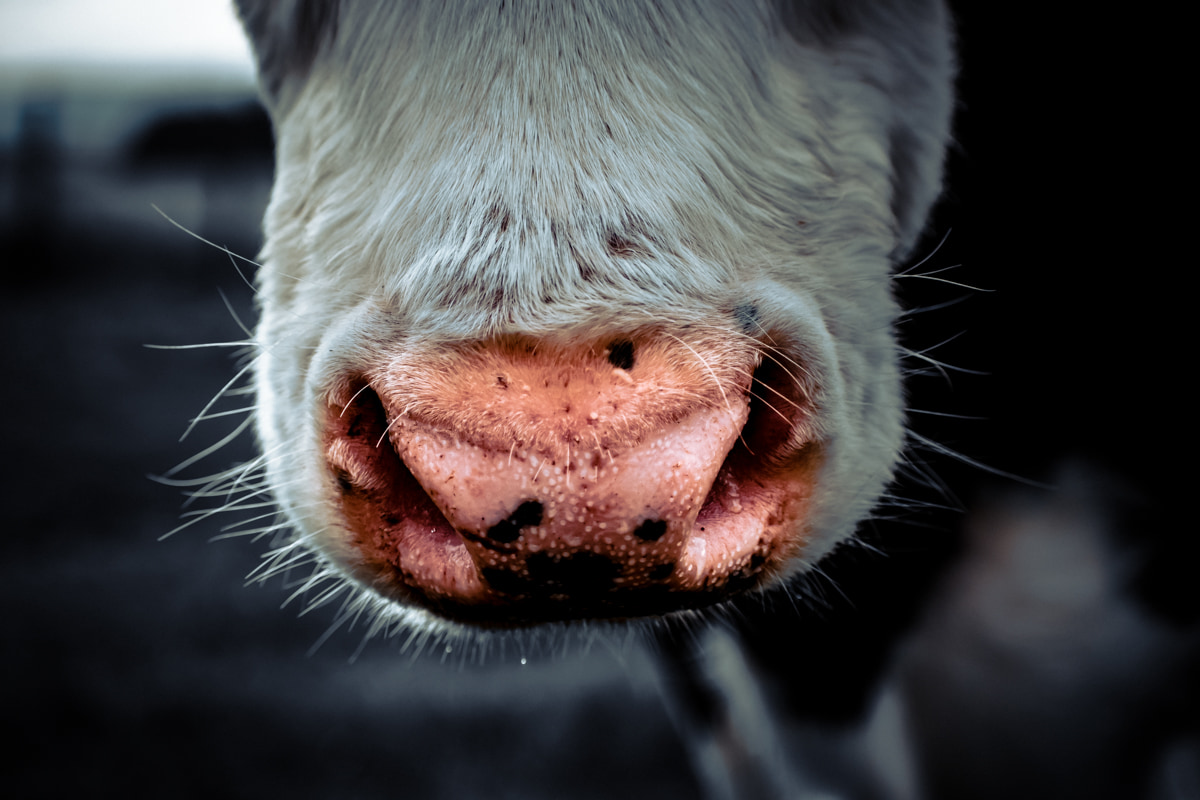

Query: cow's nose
left=323, top=331, right=820, bottom=623
left=393, top=394, right=748, bottom=599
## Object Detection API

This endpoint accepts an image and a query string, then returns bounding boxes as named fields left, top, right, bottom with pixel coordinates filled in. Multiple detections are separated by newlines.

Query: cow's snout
left=323, top=330, right=822, bottom=624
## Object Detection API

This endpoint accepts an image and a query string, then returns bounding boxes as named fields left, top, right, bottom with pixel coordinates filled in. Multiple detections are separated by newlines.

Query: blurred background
left=1, top=2, right=1192, bottom=798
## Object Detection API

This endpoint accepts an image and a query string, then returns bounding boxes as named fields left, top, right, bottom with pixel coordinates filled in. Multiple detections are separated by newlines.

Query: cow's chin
left=312, top=331, right=824, bottom=627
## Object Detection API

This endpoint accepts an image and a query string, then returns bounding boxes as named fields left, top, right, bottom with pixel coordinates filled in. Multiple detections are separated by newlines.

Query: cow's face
left=234, top=0, right=954, bottom=630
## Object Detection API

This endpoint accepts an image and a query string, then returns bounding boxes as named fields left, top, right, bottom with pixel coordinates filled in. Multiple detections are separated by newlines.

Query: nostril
left=325, top=379, right=472, bottom=604
left=328, top=382, right=403, bottom=489
left=733, top=351, right=814, bottom=468
left=334, top=381, right=386, bottom=446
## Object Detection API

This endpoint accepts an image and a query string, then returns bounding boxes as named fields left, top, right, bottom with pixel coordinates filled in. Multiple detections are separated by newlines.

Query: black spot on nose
left=634, top=518, right=668, bottom=542
left=487, top=500, right=544, bottom=543
left=607, top=339, right=635, bottom=370
left=527, top=551, right=618, bottom=594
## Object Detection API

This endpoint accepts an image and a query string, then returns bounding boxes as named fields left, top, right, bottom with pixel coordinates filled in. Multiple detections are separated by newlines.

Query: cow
left=202, top=1, right=956, bottom=795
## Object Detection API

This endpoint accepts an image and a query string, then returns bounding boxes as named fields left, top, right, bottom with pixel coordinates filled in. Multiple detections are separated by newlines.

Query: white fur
left=232, top=0, right=955, bottom=636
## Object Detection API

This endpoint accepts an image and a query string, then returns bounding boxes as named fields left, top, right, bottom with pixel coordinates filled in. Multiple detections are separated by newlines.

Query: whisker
left=660, top=331, right=732, bottom=415
left=160, top=414, right=256, bottom=478
left=152, top=204, right=265, bottom=269
left=906, top=431, right=1048, bottom=488
left=340, top=383, right=373, bottom=417
left=893, top=227, right=953, bottom=277
left=178, top=358, right=258, bottom=443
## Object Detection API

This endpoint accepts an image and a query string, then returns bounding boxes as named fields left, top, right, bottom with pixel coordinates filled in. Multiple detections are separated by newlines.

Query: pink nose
left=324, top=333, right=819, bottom=623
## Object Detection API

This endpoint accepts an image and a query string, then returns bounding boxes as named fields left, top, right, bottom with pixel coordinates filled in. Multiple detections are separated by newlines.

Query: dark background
left=2, top=5, right=1192, bottom=799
